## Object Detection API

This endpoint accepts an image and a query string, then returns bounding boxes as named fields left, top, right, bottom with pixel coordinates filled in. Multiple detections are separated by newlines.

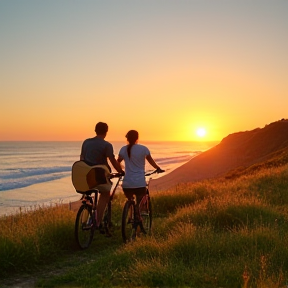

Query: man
left=80, top=122, right=124, bottom=232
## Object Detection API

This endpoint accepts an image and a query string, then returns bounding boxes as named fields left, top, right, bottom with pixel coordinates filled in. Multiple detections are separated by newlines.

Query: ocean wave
left=175, top=150, right=202, bottom=154
left=0, top=166, right=72, bottom=191
left=0, top=171, right=71, bottom=191
left=0, top=166, right=72, bottom=180
left=155, top=153, right=200, bottom=165
left=0, top=153, right=199, bottom=192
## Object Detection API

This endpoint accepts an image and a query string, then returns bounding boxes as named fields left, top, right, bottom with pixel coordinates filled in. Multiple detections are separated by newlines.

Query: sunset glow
left=0, top=1, right=287, bottom=142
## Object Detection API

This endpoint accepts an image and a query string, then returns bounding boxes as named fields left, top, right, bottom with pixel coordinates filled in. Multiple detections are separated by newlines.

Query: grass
left=0, top=204, right=76, bottom=275
left=1, top=164, right=288, bottom=287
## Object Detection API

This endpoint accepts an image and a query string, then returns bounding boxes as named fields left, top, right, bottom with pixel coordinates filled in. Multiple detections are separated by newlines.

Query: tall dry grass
left=104, top=165, right=288, bottom=288
left=0, top=204, right=76, bottom=277
left=1, top=164, right=288, bottom=287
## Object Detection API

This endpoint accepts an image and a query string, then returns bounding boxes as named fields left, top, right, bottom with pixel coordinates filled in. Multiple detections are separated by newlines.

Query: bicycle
left=121, top=169, right=165, bottom=243
left=74, top=168, right=123, bottom=249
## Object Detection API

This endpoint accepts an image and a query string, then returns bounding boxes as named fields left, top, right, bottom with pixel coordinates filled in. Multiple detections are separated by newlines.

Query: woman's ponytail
left=126, top=130, right=139, bottom=158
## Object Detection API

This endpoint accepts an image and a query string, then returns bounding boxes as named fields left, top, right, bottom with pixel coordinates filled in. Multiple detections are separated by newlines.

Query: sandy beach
left=0, top=177, right=80, bottom=217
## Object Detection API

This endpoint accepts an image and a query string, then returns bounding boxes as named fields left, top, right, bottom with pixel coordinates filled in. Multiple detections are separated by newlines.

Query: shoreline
left=0, top=157, right=194, bottom=217
left=0, top=176, right=80, bottom=217
left=0, top=174, right=135, bottom=217
left=0, top=173, right=170, bottom=217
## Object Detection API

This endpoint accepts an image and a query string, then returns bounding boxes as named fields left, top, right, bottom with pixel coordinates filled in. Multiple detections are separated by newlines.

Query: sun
left=196, top=127, right=207, bottom=138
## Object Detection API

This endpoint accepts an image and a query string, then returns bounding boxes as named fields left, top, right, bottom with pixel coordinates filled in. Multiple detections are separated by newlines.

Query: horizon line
left=0, top=139, right=220, bottom=143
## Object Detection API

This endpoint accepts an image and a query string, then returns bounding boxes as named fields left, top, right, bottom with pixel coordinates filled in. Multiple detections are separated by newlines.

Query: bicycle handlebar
left=145, top=168, right=165, bottom=177
left=109, top=172, right=125, bottom=179
left=109, top=169, right=165, bottom=179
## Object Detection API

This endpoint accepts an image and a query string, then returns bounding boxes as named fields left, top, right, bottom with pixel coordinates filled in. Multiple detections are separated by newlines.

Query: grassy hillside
left=1, top=161, right=288, bottom=287
left=151, top=119, right=288, bottom=190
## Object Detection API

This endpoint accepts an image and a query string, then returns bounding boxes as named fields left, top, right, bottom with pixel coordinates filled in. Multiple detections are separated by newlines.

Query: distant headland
left=151, top=119, right=288, bottom=190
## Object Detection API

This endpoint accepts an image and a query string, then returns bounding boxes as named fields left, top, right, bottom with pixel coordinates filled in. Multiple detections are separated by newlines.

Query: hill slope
left=151, top=119, right=288, bottom=190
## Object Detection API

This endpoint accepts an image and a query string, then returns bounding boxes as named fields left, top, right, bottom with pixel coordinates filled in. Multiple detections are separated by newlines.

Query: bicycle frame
left=74, top=172, right=123, bottom=249
left=121, top=169, right=164, bottom=243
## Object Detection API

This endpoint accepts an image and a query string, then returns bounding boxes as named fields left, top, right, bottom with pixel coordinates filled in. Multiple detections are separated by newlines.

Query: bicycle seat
left=72, top=161, right=111, bottom=193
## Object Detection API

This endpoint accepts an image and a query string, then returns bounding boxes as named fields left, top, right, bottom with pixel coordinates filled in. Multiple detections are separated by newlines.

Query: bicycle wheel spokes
left=122, top=201, right=136, bottom=243
left=75, top=205, right=95, bottom=249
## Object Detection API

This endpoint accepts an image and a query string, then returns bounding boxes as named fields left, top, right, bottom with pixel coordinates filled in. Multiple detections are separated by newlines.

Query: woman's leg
left=123, top=187, right=146, bottom=221
left=123, top=188, right=135, bottom=201
left=134, top=187, right=146, bottom=206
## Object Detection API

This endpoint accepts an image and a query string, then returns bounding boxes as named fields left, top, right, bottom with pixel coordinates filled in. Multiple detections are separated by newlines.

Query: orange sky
left=1, top=1, right=287, bottom=142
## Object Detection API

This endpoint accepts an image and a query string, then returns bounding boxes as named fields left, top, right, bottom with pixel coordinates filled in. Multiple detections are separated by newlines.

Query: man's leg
left=96, top=192, right=110, bottom=227
left=96, top=183, right=111, bottom=227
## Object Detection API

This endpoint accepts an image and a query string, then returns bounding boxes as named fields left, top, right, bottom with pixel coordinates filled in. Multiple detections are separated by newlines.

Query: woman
left=117, top=130, right=163, bottom=208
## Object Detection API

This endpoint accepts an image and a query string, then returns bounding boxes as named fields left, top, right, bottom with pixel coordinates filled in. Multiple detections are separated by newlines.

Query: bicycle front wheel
left=121, top=201, right=135, bottom=243
left=75, top=204, right=95, bottom=249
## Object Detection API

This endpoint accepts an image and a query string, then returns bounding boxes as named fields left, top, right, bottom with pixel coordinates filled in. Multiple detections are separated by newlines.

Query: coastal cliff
left=151, top=119, right=288, bottom=190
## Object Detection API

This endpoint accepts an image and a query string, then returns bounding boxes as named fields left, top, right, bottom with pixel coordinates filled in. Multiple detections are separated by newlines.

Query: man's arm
left=109, top=156, right=125, bottom=174
left=117, top=155, right=123, bottom=163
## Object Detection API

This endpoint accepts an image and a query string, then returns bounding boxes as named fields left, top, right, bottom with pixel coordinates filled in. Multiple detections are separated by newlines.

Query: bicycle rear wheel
left=140, top=195, right=152, bottom=235
left=75, top=204, right=95, bottom=249
left=121, top=201, right=135, bottom=243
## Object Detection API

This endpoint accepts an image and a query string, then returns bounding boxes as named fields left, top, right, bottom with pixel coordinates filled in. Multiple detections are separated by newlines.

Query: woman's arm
left=146, top=154, right=160, bottom=170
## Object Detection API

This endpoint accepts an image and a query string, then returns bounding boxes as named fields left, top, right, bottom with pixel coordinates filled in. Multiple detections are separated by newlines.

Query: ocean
left=0, top=141, right=217, bottom=215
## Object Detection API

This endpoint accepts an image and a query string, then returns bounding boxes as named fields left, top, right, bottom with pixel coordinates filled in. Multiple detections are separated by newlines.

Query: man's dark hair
left=95, top=122, right=108, bottom=135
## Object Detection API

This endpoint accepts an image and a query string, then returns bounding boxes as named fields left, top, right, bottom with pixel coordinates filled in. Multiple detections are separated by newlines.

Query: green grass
left=1, top=164, right=288, bottom=287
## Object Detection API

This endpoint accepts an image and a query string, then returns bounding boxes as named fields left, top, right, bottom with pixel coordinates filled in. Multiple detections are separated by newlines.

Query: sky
left=1, top=1, right=287, bottom=142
